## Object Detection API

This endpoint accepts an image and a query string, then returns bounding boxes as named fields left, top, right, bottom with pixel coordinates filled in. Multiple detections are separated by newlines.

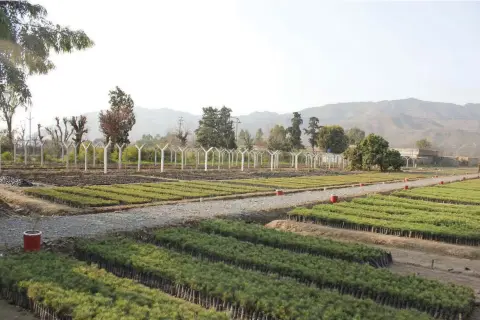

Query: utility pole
left=25, top=108, right=33, bottom=156
left=25, top=108, right=33, bottom=145
left=231, top=117, right=241, bottom=142
left=178, top=116, right=184, bottom=132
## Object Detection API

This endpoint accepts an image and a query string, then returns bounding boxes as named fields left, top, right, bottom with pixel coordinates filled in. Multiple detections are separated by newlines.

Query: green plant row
left=176, top=181, right=273, bottom=193
left=24, top=188, right=118, bottom=207
left=138, top=182, right=270, bottom=198
left=86, top=185, right=182, bottom=201
left=119, top=184, right=215, bottom=198
left=74, top=237, right=434, bottom=320
left=227, top=173, right=426, bottom=189
left=141, top=182, right=245, bottom=194
left=409, top=186, right=480, bottom=198
left=352, top=195, right=480, bottom=214
left=321, top=202, right=480, bottom=228
left=288, top=206, right=480, bottom=246
left=0, top=252, right=228, bottom=320
left=394, top=191, right=480, bottom=205
left=150, top=227, right=473, bottom=317
left=196, top=219, right=391, bottom=267
left=54, top=186, right=151, bottom=204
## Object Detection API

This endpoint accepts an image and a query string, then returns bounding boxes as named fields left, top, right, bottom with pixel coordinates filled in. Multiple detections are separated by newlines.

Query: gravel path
left=0, top=174, right=476, bottom=248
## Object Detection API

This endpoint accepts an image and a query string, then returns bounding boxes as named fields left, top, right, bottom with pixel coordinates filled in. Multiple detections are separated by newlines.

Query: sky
left=12, top=0, right=480, bottom=129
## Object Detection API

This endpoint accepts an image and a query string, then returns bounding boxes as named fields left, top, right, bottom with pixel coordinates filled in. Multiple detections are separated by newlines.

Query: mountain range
left=82, top=98, right=480, bottom=157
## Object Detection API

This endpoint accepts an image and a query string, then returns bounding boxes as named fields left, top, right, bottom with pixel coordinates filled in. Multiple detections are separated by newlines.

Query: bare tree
left=16, top=123, right=26, bottom=142
left=0, top=88, right=27, bottom=147
left=37, top=124, right=45, bottom=144
left=69, top=115, right=88, bottom=145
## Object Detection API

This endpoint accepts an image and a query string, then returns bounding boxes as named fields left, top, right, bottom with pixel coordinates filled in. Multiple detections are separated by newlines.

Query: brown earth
left=0, top=187, right=79, bottom=216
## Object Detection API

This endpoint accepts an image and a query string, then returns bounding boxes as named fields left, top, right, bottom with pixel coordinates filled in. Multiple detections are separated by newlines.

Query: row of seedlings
left=0, top=252, right=229, bottom=319
left=73, top=237, right=435, bottom=320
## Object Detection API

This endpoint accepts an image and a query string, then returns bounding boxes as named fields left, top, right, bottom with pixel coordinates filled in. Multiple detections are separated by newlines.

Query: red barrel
left=24, top=231, right=42, bottom=252
left=440, top=181, right=444, bottom=185
left=404, top=185, right=409, bottom=190
left=276, top=190, right=284, bottom=196
left=330, top=195, right=338, bottom=203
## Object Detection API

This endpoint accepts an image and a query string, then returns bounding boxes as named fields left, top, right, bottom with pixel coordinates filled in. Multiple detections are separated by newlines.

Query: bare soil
left=0, top=187, right=79, bottom=216
left=0, top=299, right=36, bottom=320
left=1, top=170, right=169, bottom=186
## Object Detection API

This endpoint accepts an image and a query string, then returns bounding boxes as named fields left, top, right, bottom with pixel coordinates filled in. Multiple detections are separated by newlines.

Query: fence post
left=178, top=147, right=188, bottom=170
left=81, top=142, right=91, bottom=171
left=73, top=143, right=79, bottom=168
left=63, top=142, right=72, bottom=169
left=157, top=143, right=169, bottom=173
left=116, top=143, right=125, bottom=169
left=240, top=149, right=248, bottom=172
left=39, top=142, right=44, bottom=167
left=103, top=141, right=111, bottom=174
left=202, top=147, right=214, bottom=171
left=23, top=140, right=28, bottom=166
left=135, top=144, right=145, bottom=172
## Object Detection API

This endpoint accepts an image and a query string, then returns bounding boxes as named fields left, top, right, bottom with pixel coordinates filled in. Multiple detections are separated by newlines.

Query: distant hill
left=80, top=98, right=480, bottom=157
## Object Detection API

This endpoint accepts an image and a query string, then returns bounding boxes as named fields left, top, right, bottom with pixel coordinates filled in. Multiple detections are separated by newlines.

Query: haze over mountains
left=82, top=98, right=480, bottom=157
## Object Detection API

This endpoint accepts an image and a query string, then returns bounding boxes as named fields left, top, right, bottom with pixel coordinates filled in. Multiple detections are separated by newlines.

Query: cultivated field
left=7, top=171, right=434, bottom=213
left=1, top=219, right=475, bottom=319
left=288, top=179, right=480, bottom=245
left=1, top=170, right=480, bottom=319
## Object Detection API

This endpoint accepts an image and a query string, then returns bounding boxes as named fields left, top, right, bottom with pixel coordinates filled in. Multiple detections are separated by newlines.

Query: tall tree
left=303, top=117, right=321, bottom=151
left=69, top=115, right=88, bottom=145
left=0, top=88, right=25, bottom=147
left=317, top=125, right=348, bottom=154
left=287, top=112, right=304, bottom=150
left=346, top=127, right=365, bottom=145
left=238, top=129, right=246, bottom=146
left=195, top=107, right=218, bottom=148
left=0, top=1, right=94, bottom=103
left=267, top=125, right=291, bottom=151
left=217, top=106, right=236, bottom=149
left=195, top=106, right=236, bottom=149
left=254, top=128, right=264, bottom=145
left=99, top=86, right=136, bottom=147
left=359, top=134, right=390, bottom=171
left=242, top=130, right=254, bottom=151
left=416, top=138, right=432, bottom=149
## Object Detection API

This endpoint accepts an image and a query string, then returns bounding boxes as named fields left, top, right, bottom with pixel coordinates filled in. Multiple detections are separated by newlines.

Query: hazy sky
left=14, top=0, right=480, bottom=128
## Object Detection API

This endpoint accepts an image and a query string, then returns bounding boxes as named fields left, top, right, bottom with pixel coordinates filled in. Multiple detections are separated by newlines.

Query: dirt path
left=0, top=173, right=475, bottom=249
left=0, top=299, right=36, bottom=320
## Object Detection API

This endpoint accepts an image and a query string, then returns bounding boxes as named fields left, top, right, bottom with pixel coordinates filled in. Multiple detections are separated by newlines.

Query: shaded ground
left=0, top=299, right=36, bottom=320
